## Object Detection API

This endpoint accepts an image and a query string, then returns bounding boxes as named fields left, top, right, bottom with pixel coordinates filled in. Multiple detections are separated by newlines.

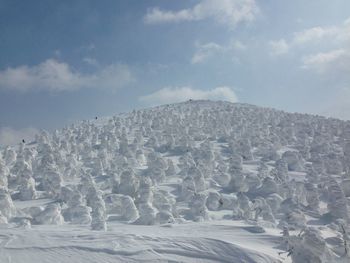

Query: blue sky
left=0, top=0, right=349, bottom=144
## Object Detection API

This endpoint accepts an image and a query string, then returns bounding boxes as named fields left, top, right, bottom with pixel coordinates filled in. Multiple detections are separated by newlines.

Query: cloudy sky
left=0, top=0, right=349, bottom=145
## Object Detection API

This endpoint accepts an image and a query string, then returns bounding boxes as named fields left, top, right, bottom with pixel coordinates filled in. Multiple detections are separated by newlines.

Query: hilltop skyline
left=0, top=0, right=349, bottom=144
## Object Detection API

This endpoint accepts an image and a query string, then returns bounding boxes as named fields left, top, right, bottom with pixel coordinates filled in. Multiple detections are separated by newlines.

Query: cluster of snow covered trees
left=0, top=100, right=350, bottom=261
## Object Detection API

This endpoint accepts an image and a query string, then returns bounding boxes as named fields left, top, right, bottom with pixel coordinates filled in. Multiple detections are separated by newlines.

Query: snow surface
left=0, top=220, right=284, bottom=263
left=1, top=100, right=350, bottom=262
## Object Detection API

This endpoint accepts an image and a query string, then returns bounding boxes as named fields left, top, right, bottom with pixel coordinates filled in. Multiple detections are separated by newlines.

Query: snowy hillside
left=1, top=100, right=350, bottom=262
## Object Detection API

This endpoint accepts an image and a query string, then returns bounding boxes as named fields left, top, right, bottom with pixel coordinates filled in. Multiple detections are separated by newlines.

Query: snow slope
left=1, top=100, right=350, bottom=262
left=0, top=221, right=284, bottom=263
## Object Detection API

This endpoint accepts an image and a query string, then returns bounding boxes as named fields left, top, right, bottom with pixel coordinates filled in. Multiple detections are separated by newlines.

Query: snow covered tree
left=134, top=176, right=157, bottom=225
left=0, top=157, right=9, bottom=189
left=60, top=186, right=92, bottom=224
left=18, top=161, right=37, bottom=201
left=287, top=227, right=334, bottom=263
left=282, top=151, right=304, bottom=172
left=188, top=193, right=208, bottom=221
left=114, top=169, right=139, bottom=198
left=252, top=197, right=275, bottom=223
left=327, top=178, right=349, bottom=221
left=104, top=194, right=139, bottom=222
left=87, top=187, right=107, bottom=230
left=3, top=146, right=17, bottom=166
left=35, top=203, right=64, bottom=225
left=0, top=187, right=16, bottom=219
left=153, top=190, right=176, bottom=224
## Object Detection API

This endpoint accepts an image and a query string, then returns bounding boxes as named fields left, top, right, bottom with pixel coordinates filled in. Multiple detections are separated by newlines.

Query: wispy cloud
left=269, top=39, right=289, bottom=55
left=0, top=59, right=134, bottom=92
left=269, top=17, right=350, bottom=56
left=292, top=26, right=340, bottom=45
left=298, top=18, right=350, bottom=75
left=302, top=49, right=350, bottom=73
left=144, top=0, right=259, bottom=29
left=191, top=43, right=223, bottom=64
left=0, top=127, right=39, bottom=146
left=82, top=57, right=99, bottom=67
left=191, top=40, right=247, bottom=64
left=139, top=86, right=238, bottom=105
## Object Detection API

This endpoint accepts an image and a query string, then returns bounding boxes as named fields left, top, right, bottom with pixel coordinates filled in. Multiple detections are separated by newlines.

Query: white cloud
left=191, top=40, right=247, bottom=64
left=291, top=18, right=350, bottom=46
left=302, top=49, right=350, bottom=73
left=0, top=59, right=133, bottom=92
left=0, top=127, right=39, bottom=146
left=269, top=17, right=350, bottom=56
left=269, top=39, right=289, bottom=55
left=296, top=18, right=350, bottom=77
left=292, top=26, right=339, bottom=45
left=144, top=0, right=259, bottom=29
left=191, top=42, right=223, bottom=64
left=139, top=86, right=238, bottom=105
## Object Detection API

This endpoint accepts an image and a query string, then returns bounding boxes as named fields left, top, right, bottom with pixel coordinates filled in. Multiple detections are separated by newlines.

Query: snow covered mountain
left=1, top=100, right=350, bottom=262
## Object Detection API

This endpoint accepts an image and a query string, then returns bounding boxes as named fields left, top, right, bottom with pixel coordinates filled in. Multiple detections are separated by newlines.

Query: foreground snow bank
left=0, top=220, right=283, bottom=263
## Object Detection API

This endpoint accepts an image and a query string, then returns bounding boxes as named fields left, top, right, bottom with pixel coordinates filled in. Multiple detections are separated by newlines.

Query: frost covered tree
left=188, top=166, right=206, bottom=193
left=0, top=157, right=9, bottom=189
left=153, top=190, right=176, bottom=224
left=60, top=186, right=91, bottom=224
left=0, top=211, right=8, bottom=224
left=257, top=162, right=269, bottom=179
left=206, top=191, right=222, bottom=211
left=342, top=177, right=350, bottom=197
left=282, top=151, right=304, bottom=172
left=86, top=187, right=107, bottom=230
left=104, top=194, right=139, bottom=222
left=114, top=169, right=139, bottom=198
left=134, top=176, right=157, bottom=225
left=181, top=175, right=196, bottom=201
left=228, top=154, right=247, bottom=192
left=287, top=227, right=334, bottom=263
left=246, top=172, right=262, bottom=193
left=275, top=158, right=289, bottom=183
left=42, top=166, right=62, bottom=198
left=255, top=177, right=278, bottom=197
left=35, top=203, right=64, bottom=225
left=36, top=145, right=62, bottom=198
left=165, top=159, right=176, bottom=176
left=0, top=187, right=16, bottom=220
left=135, top=149, right=146, bottom=166
left=188, top=193, right=208, bottom=221
left=146, top=152, right=167, bottom=183
left=325, top=152, right=343, bottom=175
left=304, top=182, right=319, bottom=212
left=3, top=146, right=17, bottom=166
left=17, top=161, right=37, bottom=201
left=236, top=192, right=252, bottom=220
left=266, top=193, right=283, bottom=215
left=252, top=197, right=275, bottom=223
left=229, top=172, right=247, bottom=193
left=327, top=178, right=349, bottom=221
left=238, top=138, right=254, bottom=161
